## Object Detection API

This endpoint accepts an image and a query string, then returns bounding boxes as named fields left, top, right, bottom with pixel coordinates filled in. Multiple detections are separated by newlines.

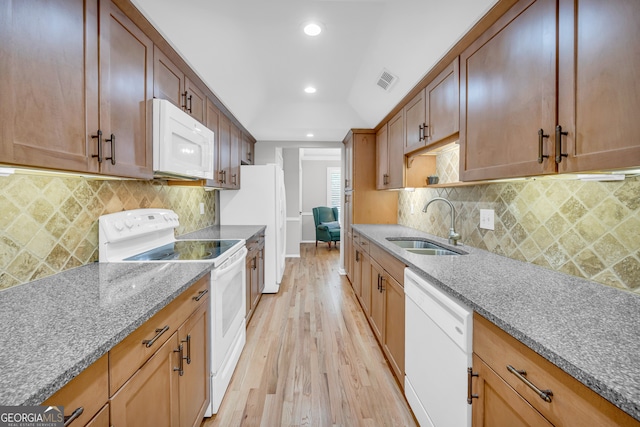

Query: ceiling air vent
left=376, top=69, right=398, bottom=91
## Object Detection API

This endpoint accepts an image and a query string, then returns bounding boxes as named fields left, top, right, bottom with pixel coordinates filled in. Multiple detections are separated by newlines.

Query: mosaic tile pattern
left=0, top=175, right=216, bottom=289
left=399, top=147, right=640, bottom=293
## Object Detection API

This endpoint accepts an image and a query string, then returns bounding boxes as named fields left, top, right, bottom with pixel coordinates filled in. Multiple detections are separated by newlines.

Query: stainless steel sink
left=386, top=238, right=465, bottom=256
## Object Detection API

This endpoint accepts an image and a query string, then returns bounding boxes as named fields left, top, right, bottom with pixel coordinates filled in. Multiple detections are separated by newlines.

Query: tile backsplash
left=0, top=175, right=216, bottom=289
left=399, top=146, right=640, bottom=293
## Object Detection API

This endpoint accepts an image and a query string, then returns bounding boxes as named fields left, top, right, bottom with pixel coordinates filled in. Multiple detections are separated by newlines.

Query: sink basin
left=386, top=238, right=465, bottom=256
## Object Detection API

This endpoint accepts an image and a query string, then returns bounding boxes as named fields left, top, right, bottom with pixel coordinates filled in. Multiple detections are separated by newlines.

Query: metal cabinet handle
left=383, top=173, right=389, bottom=186
left=187, top=94, right=193, bottom=113
left=355, top=250, right=360, bottom=262
left=380, top=276, right=385, bottom=292
left=507, top=365, right=553, bottom=402
left=537, top=129, right=549, bottom=163
left=377, top=274, right=381, bottom=291
left=91, top=130, right=103, bottom=163
left=555, top=125, right=568, bottom=163
left=193, top=289, right=208, bottom=301
left=105, top=133, right=116, bottom=165
left=174, top=344, right=184, bottom=376
left=63, top=407, right=84, bottom=426
left=182, top=334, right=191, bottom=365
left=182, top=91, right=188, bottom=110
left=419, top=124, right=424, bottom=141
left=231, top=173, right=237, bottom=186
left=142, top=325, right=170, bottom=348
left=467, top=368, right=479, bottom=404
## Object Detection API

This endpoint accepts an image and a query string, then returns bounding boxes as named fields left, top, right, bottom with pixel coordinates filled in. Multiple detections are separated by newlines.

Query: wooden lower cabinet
left=472, top=355, right=553, bottom=427
left=366, top=250, right=405, bottom=386
left=178, top=302, right=210, bottom=427
left=43, top=354, right=109, bottom=426
left=86, top=404, right=110, bottom=427
left=108, top=276, right=211, bottom=427
left=472, top=313, right=640, bottom=426
left=245, top=233, right=265, bottom=324
left=110, top=333, right=181, bottom=426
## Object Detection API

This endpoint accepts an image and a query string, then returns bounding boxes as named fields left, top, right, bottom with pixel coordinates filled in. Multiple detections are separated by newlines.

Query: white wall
left=301, top=159, right=341, bottom=242
left=283, top=148, right=301, bottom=257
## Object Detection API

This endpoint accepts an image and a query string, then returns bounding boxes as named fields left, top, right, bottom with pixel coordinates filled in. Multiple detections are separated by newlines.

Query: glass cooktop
left=124, top=239, right=241, bottom=261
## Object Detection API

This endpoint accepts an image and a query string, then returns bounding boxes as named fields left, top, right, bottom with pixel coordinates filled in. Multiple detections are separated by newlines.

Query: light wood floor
left=201, top=243, right=416, bottom=427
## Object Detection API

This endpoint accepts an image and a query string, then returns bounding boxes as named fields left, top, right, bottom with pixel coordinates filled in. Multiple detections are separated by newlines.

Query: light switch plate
left=199, top=202, right=205, bottom=215
left=480, top=209, right=494, bottom=230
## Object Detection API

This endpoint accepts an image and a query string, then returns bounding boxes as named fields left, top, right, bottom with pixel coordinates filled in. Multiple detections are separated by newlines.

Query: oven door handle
left=212, top=246, right=248, bottom=278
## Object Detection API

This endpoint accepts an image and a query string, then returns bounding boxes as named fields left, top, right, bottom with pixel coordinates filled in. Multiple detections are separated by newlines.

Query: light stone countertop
left=0, top=225, right=264, bottom=406
left=352, top=223, right=640, bottom=422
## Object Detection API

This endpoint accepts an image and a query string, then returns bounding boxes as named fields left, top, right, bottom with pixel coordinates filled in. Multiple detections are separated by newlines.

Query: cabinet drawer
left=370, top=243, right=405, bottom=286
left=473, top=313, right=639, bottom=426
left=358, top=236, right=370, bottom=254
left=109, top=275, right=210, bottom=395
left=43, top=354, right=108, bottom=427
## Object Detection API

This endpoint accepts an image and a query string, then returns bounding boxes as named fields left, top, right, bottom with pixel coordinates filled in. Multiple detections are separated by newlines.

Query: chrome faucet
left=422, top=197, right=461, bottom=246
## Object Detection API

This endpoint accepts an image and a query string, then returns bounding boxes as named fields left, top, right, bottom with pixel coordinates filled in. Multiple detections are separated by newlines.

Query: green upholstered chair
left=312, top=206, right=340, bottom=248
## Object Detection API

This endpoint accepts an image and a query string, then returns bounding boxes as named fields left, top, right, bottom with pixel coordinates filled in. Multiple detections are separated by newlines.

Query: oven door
left=210, top=246, right=247, bottom=374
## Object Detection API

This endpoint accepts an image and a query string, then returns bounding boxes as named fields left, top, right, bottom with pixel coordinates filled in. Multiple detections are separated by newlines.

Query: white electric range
left=98, top=208, right=247, bottom=416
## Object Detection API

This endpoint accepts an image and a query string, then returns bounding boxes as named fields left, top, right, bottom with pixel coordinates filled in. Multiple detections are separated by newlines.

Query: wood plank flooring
left=201, top=243, right=416, bottom=427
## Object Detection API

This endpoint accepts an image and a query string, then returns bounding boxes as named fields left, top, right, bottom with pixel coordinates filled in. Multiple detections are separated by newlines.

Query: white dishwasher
left=404, top=268, right=473, bottom=427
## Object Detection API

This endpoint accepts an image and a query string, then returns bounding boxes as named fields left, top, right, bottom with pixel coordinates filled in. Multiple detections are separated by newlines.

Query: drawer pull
left=537, top=128, right=549, bottom=163
left=507, top=365, right=553, bottom=403
left=193, top=289, right=209, bottom=301
left=64, top=407, right=84, bottom=426
left=142, top=325, right=170, bottom=348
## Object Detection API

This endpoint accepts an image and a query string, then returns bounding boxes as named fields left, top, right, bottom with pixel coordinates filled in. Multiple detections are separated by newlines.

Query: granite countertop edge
left=352, top=223, right=640, bottom=421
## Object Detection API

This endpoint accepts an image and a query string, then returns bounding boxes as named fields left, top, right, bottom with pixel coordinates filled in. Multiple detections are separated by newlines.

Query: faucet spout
left=422, top=197, right=461, bottom=245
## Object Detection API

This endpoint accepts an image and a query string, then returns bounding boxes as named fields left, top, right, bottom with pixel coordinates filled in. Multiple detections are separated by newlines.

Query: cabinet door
left=352, top=244, right=362, bottom=296
left=205, top=99, right=221, bottom=187
left=425, top=58, right=459, bottom=147
left=229, top=123, right=241, bottom=189
left=245, top=255, right=253, bottom=319
left=218, top=114, right=232, bottom=188
left=85, top=403, right=110, bottom=427
left=404, top=90, right=426, bottom=154
left=179, top=302, right=210, bottom=427
left=110, top=333, right=180, bottom=427
left=185, top=77, right=206, bottom=124
left=369, top=260, right=385, bottom=343
left=0, top=0, right=97, bottom=173
left=250, top=251, right=260, bottom=310
left=344, top=133, right=354, bottom=191
left=472, top=355, right=553, bottom=427
left=153, top=46, right=184, bottom=109
left=99, top=1, right=153, bottom=178
left=360, top=252, right=372, bottom=316
left=386, top=110, right=405, bottom=189
left=383, top=274, right=404, bottom=383
left=241, top=132, right=254, bottom=165
left=557, top=0, right=640, bottom=172
left=257, top=240, right=265, bottom=293
left=460, top=0, right=557, bottom=181
left=375, top=125, right=389, bottom=190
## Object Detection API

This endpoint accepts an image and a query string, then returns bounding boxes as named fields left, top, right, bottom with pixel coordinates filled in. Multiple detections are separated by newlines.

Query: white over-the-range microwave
left=152, top=98, right=215, bottom=181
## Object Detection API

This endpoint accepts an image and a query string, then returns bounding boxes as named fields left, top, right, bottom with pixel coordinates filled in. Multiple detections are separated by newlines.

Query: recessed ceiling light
left=304, top=86, right=317, bottom=94
left=303, top=23, right=322, bottom=36
left=307, top=133, right=314, bottom=138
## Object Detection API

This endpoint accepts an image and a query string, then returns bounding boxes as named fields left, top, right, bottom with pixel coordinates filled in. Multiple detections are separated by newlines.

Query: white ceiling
left=132, top=0, right=498, bottom=142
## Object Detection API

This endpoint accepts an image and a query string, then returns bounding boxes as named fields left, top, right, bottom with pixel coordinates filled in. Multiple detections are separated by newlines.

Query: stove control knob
left=125, top=219, right=133, bottom=228
left=114, top=220, right=124, bottom=231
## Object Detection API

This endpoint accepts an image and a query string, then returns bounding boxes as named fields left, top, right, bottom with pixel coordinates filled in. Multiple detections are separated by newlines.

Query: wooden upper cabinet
left=344, top=133, right=354, bottom=191
left=425, top=58, right=459, bottom=147
left=0, top=0, right=96, bottom=173
left=403, top=90, right=426, bottom=154
left=184, top=77, right=206, bottom=124
left=241, top=132, right=254, bottom=165
left=97, top=1, right=153, bottom=178
left=460, top=0, right=558, bottom=181
left=217, top=114, right=233, bottom=188
left=386, top=111, right=405, bottom=189
left=557, top=0, right=640, bottom=173
left=404, top=58, right=460, bottom=154
left=153, top=46, right=184, bottom=108
left=229, top=123, right=241, bottom=189
left=0, top=0, right=152, bottom=178
left=375, top=125, right=388, bottom=190
left=153, top=48, right=206, bottom=124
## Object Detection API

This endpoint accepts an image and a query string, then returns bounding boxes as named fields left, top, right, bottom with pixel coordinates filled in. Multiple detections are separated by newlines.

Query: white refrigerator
left=220, top=164, right=286, bottom=293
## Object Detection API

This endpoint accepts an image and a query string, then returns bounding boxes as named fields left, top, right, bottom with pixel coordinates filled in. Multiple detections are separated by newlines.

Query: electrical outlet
left=480, top=209, right=494, bottom=230
left=199, top=202, right=205, bottom=215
